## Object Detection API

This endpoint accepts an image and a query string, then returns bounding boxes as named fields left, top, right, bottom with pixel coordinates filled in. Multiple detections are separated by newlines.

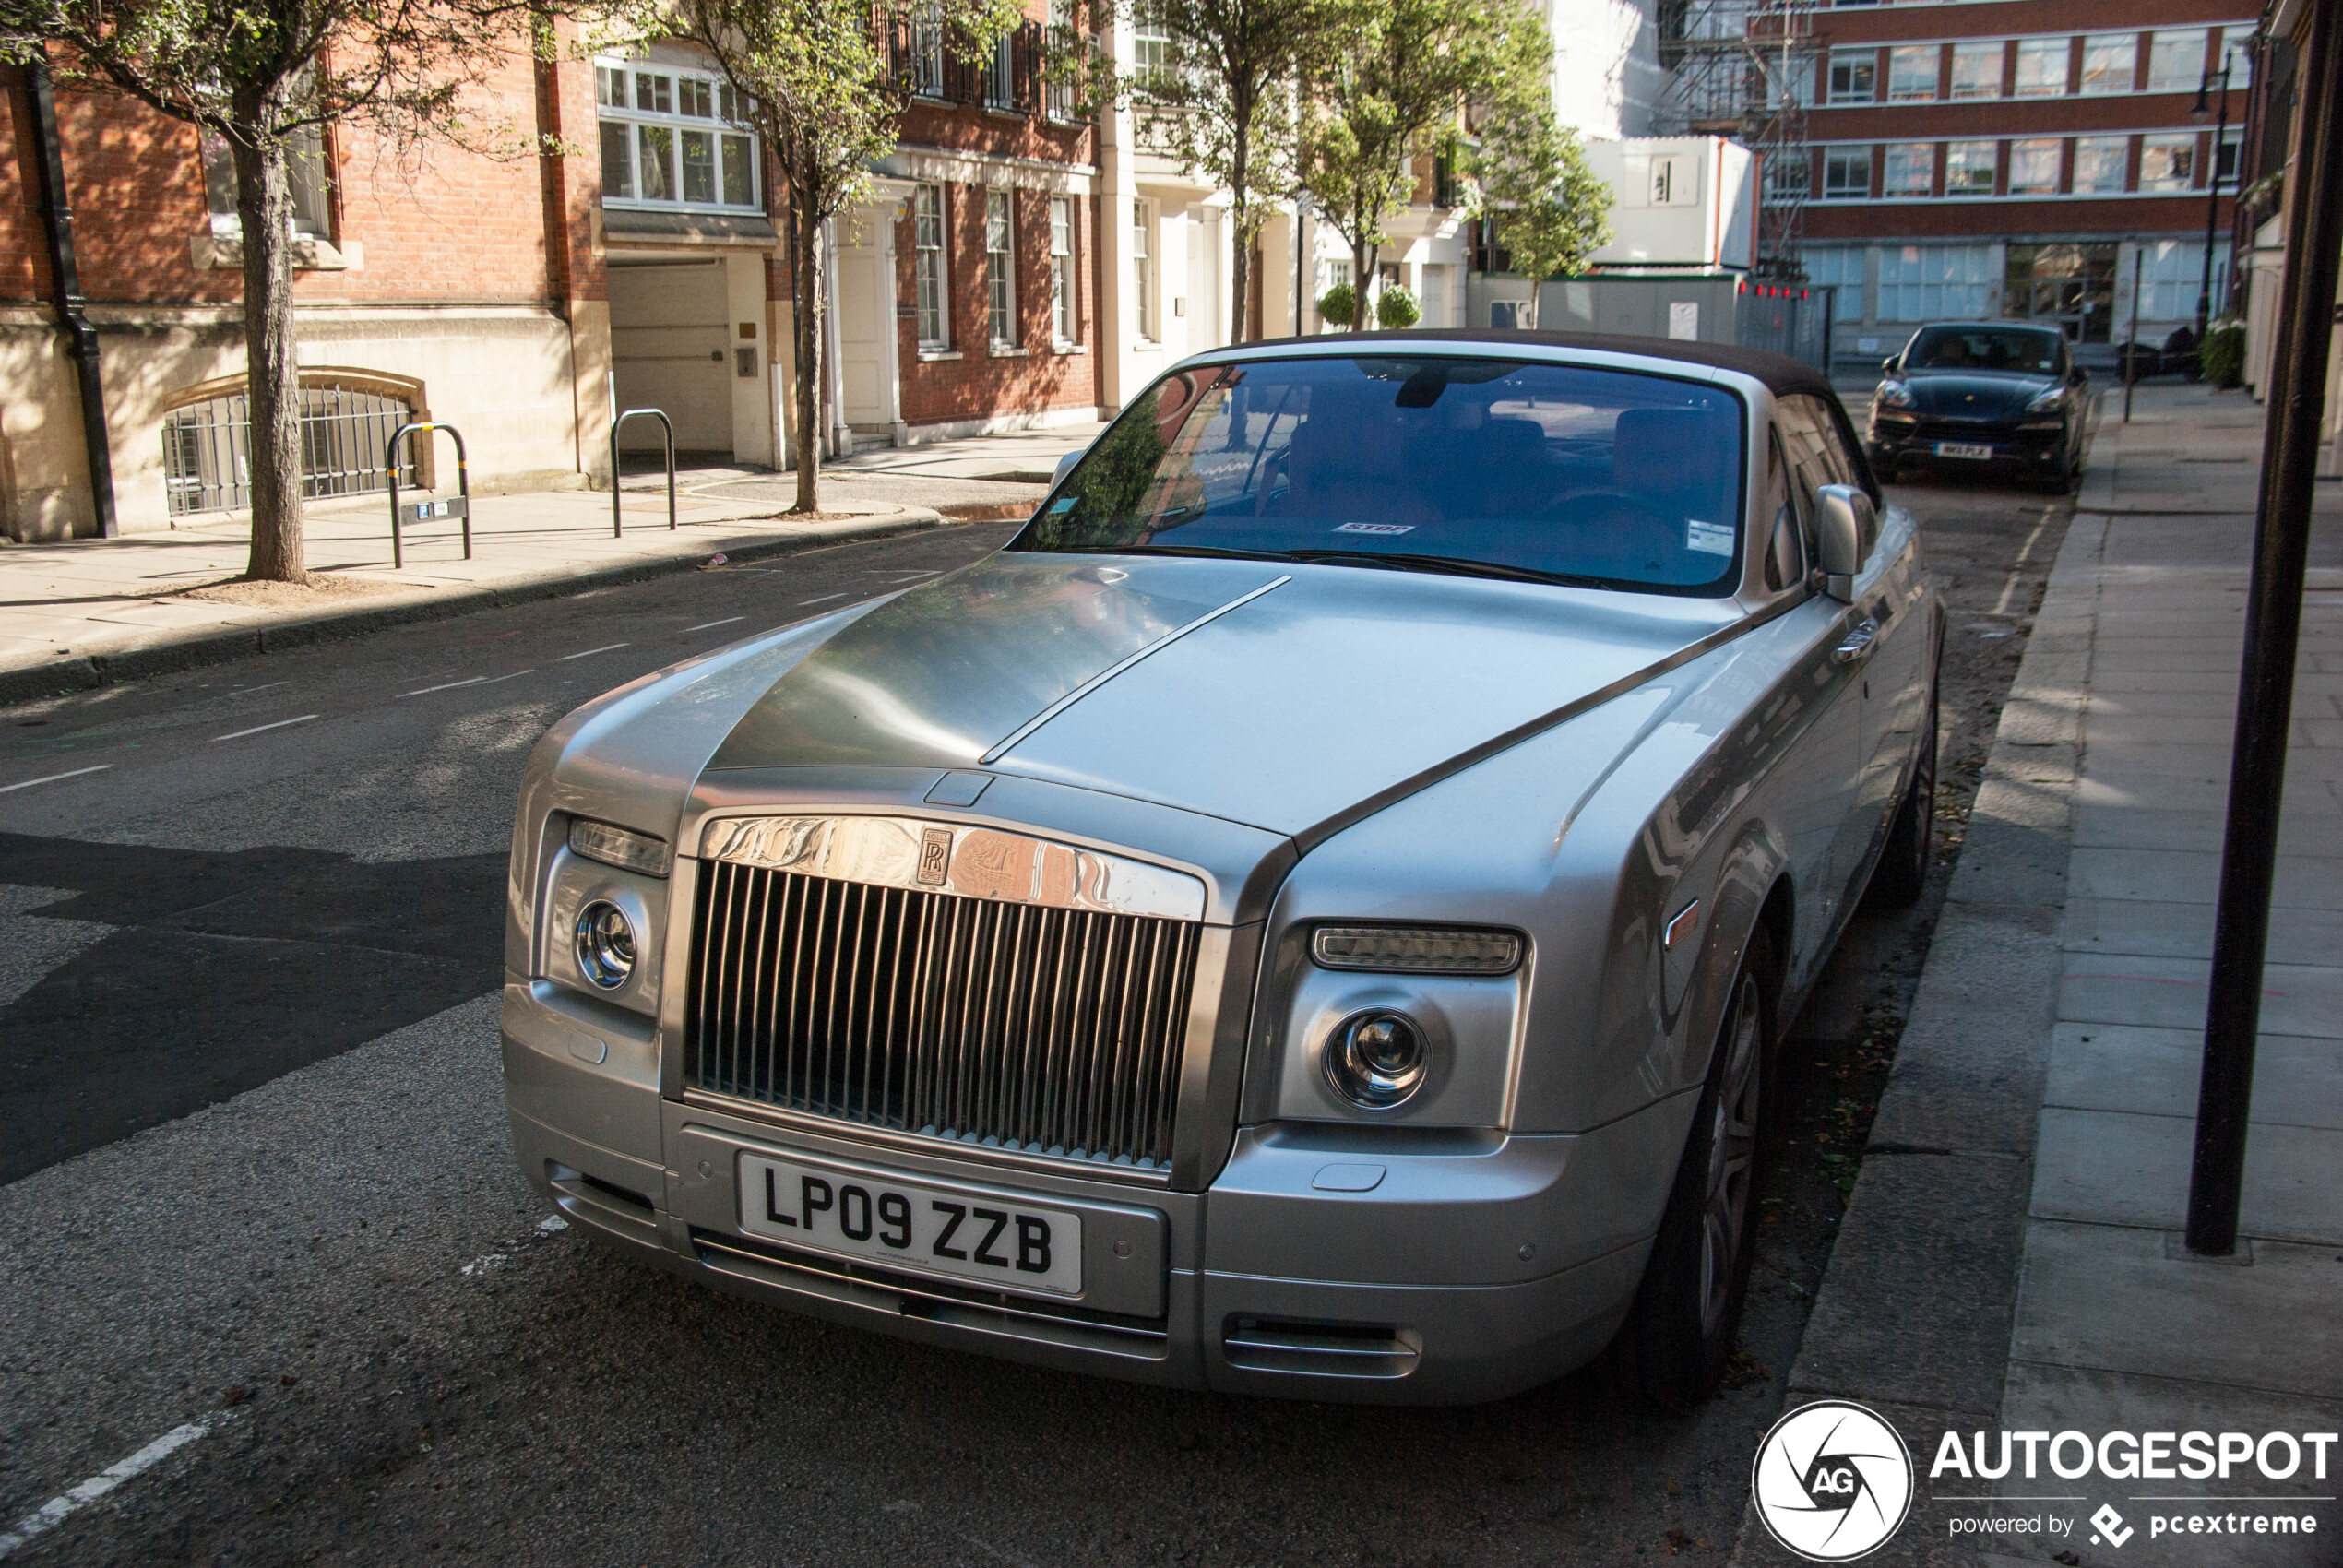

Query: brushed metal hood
left=708, top=552, right=1742, bottom=838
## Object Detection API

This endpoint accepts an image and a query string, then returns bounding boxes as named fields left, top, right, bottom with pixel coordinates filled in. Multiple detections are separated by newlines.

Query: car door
left=1785, top=394, right=1927, bottom=898
left=1762, top=428, right=1868, bottom=966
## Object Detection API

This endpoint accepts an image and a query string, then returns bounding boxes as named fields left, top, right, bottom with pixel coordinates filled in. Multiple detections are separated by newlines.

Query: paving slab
left=2028, top=1108, right=2343, bottom=1244
left=2011, top=1222, right=2343, bottom=1399
left=2045, top=1022, right=2343, bottom=1127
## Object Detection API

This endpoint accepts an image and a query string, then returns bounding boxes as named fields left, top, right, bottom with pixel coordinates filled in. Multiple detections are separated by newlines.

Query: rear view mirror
left=1814, top=484, right=1876, bottom=601
left=1051, top=449, right=1082, bottom=490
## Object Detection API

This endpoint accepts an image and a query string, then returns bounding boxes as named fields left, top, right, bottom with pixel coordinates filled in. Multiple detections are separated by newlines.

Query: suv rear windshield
left=1903, top=327, right=2065, bottom=375
left=1011, top=356, right=1748, bottom=595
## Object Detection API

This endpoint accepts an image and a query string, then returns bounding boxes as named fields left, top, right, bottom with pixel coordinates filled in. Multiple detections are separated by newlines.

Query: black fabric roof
left=1227, top=327, right=1840, bottom=399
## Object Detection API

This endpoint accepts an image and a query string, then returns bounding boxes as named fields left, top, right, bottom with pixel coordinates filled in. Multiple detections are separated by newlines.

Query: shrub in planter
left=1317, top=282, right=1357, bottom=330
left=2202, top=318, right=2247, bottom=389
left=1376, top=285, right=1421, bottom=328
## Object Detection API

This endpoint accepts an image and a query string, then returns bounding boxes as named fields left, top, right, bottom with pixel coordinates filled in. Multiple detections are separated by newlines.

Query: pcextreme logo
left=1751, top=1400, right=1916, bottom=1562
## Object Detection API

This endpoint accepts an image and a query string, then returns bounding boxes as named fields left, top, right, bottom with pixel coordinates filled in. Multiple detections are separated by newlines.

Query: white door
left=835, top=207, right=896, bottom=428
left=608, top=260, right=731, bottom=452
left=1421, top=266, right=1449, bottom=328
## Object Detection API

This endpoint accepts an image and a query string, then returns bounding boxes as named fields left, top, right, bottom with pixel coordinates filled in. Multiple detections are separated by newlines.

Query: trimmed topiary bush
left=1316, top=281, right=1356, bottom=330
left=2201, top=318, right=2247, bottom=389
left=1376, top=285, right=1420, bottom=328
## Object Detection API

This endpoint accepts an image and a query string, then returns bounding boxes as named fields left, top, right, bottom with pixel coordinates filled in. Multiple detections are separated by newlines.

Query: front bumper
left=1867, top=415, right=2069, bottom=475
left=503, top=981, right=1683, bottom=1406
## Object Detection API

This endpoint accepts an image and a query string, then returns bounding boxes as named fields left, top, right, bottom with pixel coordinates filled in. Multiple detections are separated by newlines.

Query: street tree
left=1121, top=0, right=1333, bottom=342
left=670, top=0, right=1025, bottom=513
left=6, top=0, right=594, bottom=582
left=1468, top=100, right=1611, bottom=327
left=1298, top=0, right=1550, bottom=330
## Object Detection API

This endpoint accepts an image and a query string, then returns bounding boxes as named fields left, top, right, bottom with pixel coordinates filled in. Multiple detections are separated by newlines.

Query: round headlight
left=1325, top=1009, right=1430, bottom=1110
left=575, top=900, right=636, bottom=990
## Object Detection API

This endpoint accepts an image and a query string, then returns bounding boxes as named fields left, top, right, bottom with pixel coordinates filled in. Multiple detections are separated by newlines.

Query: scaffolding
left=1653, top=0, right=1819, bottom=281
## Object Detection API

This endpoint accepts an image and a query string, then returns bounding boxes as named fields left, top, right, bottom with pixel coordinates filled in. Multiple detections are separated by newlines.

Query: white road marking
left=211, top=715, right=317, bottom=742
left=1991, top=506, right=2057, bottom=618
left=685, top=616, right=746, bottom=632
left=398, top=676, right=486, bottom=698
left=230, top=681, right=288, bottom=695
left=0, top=1414, right=228, bottom=1559
left=0, top=764, right=112, bottom=794
left=539, top=1215, right=569, bottom=1232
left=798, top=592, right=847, bottom=605
left=558, top=643, right=629, bottom=661
left=884, top=570, right=940, bottom=582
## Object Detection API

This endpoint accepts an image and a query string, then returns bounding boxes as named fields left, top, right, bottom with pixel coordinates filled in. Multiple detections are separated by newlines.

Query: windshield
left=1010, top=356, right=1748, bottom=595
left=1903, top=327, right=2065, bottom=375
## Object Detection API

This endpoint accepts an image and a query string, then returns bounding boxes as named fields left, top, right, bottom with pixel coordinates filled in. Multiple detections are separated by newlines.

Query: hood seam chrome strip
left=979, top=574, right=1293, bottom=766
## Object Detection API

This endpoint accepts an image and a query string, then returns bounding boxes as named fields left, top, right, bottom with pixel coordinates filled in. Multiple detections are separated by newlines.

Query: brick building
left=1790, top=0, right=2259, bottom=365
left=1, top=13, right=1109, bottom=541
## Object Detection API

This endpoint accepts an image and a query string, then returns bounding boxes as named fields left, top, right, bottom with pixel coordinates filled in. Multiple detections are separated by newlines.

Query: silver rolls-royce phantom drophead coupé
left=502, top=330, right=1939, bottom=1407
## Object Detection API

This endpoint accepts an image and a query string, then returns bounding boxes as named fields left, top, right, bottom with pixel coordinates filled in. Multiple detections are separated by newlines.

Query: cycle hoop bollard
left=385, top=422, right=471, bottom=570
left=611, top=408, right=677, bottom=538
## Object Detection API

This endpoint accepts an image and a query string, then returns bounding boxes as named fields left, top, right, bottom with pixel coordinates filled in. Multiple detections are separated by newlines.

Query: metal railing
left=162, top=386, right=416, bottom=517
left=385, top=422, right=470, bottom=569
left=611, top=408, right=676, bottom=537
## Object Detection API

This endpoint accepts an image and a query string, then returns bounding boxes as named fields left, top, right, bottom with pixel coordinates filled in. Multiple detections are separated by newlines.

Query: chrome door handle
left=1833, top=618, right=1880, bottom=665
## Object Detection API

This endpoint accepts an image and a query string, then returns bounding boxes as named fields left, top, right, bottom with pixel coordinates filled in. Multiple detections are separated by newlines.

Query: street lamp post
left=2192, top=58, right=2234, bottom=342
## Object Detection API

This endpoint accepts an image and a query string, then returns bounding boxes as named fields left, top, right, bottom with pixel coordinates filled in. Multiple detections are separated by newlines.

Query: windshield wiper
left=1278, top=550, right=1600, bottom=588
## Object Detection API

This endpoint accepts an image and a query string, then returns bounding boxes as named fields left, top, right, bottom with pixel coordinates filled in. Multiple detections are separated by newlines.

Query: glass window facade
left=2147, top=30, right=2208, bottom=92
left=2140, top=133, right=2197, bottom=191
left=1802, top=246, right=1864, bottom=323
left=2013, top=39, right=2068, bottom=98
left=2080, top=33, right=2136, bottom=95
left=1949, top=42, right=2003, bottom=100
left=1828, top=50, right=1878, bottom=103
left=1945, top=140, right=1997, bottom=195
left=1884, top=142, right=1934, bottom=196
left=2074, top=135, right=2130, bottom=193
left=1888, top=46, right=1939, bottom=101
left=1823, top=146, right=1873, bottom=198
left=2008, top=137, right=2063, bottom=195
left=1878, top=244, right=1995, bottom=323
left=596, top=56, right=759, bottom=212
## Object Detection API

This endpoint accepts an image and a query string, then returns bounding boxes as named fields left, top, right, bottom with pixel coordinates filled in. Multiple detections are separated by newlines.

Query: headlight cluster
left=575, top=901, right=637, bottom=989
left=569, top=818, right=670, bottom=877
left=1876, top=380, right=1915, bottom=409
left=1324, top=1010, right=1431, bottom=1109
left=1312, top=924, right=1521, bottom=974
left=2026, top=385, right=2071, bottom=414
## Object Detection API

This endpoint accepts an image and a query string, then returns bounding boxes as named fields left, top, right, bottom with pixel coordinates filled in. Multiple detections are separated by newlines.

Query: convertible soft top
left=1230, top=327, right=1840, bottom=400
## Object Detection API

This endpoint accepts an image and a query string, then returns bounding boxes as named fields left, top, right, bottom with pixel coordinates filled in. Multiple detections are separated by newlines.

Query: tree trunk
left=791, top=179, right=822, bottom=514
left=1229, top=116, right=1251, bottom=343
left=232, top=134, right=304, bottom=581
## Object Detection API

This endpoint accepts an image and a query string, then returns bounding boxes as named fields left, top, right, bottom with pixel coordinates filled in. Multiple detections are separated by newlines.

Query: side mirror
left=1880, top=356, right=1899, bottom=376
left=1051, top=449, right=1082, bottom=490
left=1814, top=483, right=1876, bottom=602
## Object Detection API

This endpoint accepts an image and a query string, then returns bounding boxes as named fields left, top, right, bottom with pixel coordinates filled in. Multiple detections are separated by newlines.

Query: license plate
left=739, top=1153, right=1083, bottom=1295
left=1933, top=441, right=1994, bottom=460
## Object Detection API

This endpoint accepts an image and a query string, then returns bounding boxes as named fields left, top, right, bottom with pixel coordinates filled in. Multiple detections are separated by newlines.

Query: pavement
left=0, top=422, right=1101, bottom=707
left=1736, top=383, right=2343, bottom=1566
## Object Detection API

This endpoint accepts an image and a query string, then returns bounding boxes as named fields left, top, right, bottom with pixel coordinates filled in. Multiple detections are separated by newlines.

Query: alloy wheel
left=1699, top=973, right=1764, bottom=1339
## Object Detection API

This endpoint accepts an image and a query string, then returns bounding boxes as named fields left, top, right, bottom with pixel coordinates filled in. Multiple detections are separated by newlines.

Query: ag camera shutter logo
left=1752, top=1400, right=1915, bottom=1561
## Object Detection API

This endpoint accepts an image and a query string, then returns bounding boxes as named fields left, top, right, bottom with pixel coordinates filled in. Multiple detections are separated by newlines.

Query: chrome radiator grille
left=685, top=861, right=1201, bottom=1170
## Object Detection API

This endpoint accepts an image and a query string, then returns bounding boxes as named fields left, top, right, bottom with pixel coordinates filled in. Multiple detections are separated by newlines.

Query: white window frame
left=1132, top=8, right=1172, bottom=84
left=2139, top=132, right=2197, bottom=192
left=1883, top=141, right=1934, bottom=197
left=1945, top=139, right=1997, bottom=195
left=1888, top=45, right=1939, bottom=102
left=1827, top=49, right=1878, bottom=104
left=986, top=188, right=1018, bottom=347
left=2007, top=137, right=2063, bottom=195
left=203, top=124, right=333, bottom=238
left=1049, top=195, right=1076, bottom=346
left=2012, top=38, right=2068, bottom=99
left=1876, top=243, right=1994, bottom=325
left=910, top=4, right=947, bottom=99
left=1131, top=198, right=1157, bottom=340
left=1802, top=245, right=1863, bottom=324
left=2147, top=29, right=2208, bottom=93
left=1767, top=147, right=1813, bottom=200
left=1948, top=41, right=2003, bottom=101
left=2074, top=134, right=2130, bottom=193
left=914, top=184, right=950, bottom=352
left=1822, top=146, right=1873, bottom=199
left=596, top=56, right=760, bottom=213
left=2079, top=33, right=2136, bottom=96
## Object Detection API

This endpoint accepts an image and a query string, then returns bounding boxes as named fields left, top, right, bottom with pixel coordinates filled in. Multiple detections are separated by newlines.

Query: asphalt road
left=0, top=483, right=2067, bottom=1568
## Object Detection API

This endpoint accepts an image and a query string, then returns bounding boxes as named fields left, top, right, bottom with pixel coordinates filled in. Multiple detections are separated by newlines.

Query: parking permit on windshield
left=1333, top=522, right=1414, bottom=535
left=1686, top=519, right=1735, bottom=555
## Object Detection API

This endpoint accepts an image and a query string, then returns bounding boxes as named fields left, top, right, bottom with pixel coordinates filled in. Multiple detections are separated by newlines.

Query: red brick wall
left=1, top=69, right=47, bottom=304
left=50, top=88, right=237, bottom=305
left=1802, top=194, right=2230, bottom=241
left=893, top=176, right=1099, bottom=426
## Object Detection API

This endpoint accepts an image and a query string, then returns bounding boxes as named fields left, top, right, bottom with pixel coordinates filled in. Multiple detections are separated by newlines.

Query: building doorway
left=609, top=257, right=734, bottom=457
left=2006, top=243, right=2118, bottom=343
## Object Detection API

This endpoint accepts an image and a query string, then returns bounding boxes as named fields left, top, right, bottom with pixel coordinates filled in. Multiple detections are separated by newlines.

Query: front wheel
left=1619, top=928, right=1775, bottom=1409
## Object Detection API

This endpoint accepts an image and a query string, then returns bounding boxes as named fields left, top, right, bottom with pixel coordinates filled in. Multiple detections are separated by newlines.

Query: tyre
left=1866, top=683, right=1938, bottom=909
left=1620, top=927, right=1775, bottom=1410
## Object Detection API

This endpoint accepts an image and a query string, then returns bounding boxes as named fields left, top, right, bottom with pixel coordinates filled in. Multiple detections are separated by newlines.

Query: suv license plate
left=739, top=1153, right=1083, bottom=1295
left=1934, top=441, right=1993, bottom=460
